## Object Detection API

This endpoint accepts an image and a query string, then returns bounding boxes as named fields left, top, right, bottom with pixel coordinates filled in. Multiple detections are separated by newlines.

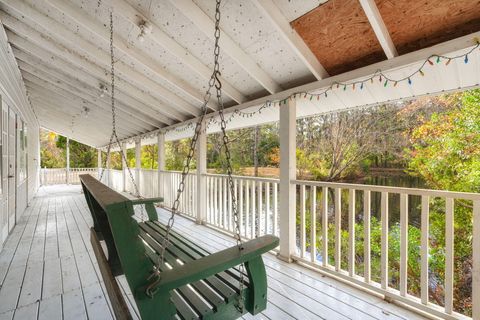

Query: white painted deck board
left=0, top=185, right=427, bottom=320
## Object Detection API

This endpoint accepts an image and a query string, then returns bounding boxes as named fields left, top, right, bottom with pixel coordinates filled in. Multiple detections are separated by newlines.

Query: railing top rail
left=293, top=179, right=480, bottom=201
left=159, top=170, right=191, bottom=174
left=203, top=173, right=279, bottom=183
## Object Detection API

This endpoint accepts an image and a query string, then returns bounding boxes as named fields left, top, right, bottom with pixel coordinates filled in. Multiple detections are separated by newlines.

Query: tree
left=408, top=91, right=480, bottom=193
left=407, top=90, right=480, bottom=316
left=141, top=144, right=158, bottom=169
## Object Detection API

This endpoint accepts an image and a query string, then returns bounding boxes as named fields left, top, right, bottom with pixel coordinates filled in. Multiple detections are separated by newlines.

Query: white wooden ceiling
left=0, top=0, right=478, bottom=147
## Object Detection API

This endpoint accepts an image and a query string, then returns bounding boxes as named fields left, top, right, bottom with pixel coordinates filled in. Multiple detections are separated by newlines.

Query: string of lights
left=124, top=39, right=480, bottom=144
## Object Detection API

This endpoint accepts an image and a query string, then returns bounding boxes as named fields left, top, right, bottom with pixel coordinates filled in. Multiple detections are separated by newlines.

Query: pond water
left=359, top=173, right=426, bottom=228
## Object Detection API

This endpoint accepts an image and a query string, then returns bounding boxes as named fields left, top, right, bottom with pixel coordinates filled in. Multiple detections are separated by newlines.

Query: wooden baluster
left=334, top=188, right=341, bottom=271
left=348, top=189, right=356, bottom=276
left=445, top=198, right=454, bottom=314
left=239, top=179, right=244, bottom=237
left=381, top=192, right=389, bottom=289
left=311, top=186, right=317, bottom=263
left=400, top=193, right=408, bottom=296
left=245, top=180, right=250, bottom=238
left=364, top=190, right=371, bottom=283
left=258, top=181, right=263, bottom=236
left=322, top=187, right=328, bottom=266
left=300, top=185, right=306, bottom=259
left=473, top=200, right=480, bottom=320
left=273, top=183, right=278, bottom=236
left=420, top=195, right=429, bottom=305
left=251, top=181, right=256, bottom=238
left=265, top=182, right=270, bottom=234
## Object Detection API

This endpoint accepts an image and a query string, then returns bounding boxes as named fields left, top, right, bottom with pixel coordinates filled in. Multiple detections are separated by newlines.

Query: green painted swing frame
left=80, top=174, right=279, bottom=320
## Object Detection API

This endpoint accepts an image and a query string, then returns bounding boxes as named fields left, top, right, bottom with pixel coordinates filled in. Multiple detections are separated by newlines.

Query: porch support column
left=106, top=149, right=111, bottom=187
left=157, top=132, right=165, bottom=198
left=66, top=137, right=70, bottom=184
left=196, top=121, right=207, bottom=224
left=97, top=149, right=102, bottom=178
left=135, top=138, right=141, bottom=193
left=121, top=142, right=127, bottom=192
left=278, top=98, right=297, bottom=262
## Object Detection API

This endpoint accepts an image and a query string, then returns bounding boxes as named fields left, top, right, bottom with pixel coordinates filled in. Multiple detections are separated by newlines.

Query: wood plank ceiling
left=0, top=0, right=479, bottom=147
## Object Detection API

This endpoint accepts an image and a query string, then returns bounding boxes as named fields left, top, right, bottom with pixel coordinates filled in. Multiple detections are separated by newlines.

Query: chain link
left=145, top=0, right=245, bottom=312
left=99, top=11, right=144, bottom=220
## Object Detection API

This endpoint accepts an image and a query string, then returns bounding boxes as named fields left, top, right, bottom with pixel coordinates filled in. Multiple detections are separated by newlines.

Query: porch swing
left=79, top=1, right=279, bottom=320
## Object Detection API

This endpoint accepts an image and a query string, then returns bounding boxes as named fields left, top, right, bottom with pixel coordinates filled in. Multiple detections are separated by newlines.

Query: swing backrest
left=81, top=174, right=159, bottom=284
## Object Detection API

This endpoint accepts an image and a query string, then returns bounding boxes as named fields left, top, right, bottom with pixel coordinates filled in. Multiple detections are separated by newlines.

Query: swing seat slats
left=80, top=174, right=279, bottom=320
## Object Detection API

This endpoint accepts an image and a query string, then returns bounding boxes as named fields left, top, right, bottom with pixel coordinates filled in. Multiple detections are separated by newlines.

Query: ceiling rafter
left=106, top=0, right=247, bottom=104
left=0, top=0, right=200, bottom=117
left=29, top=97, right=130, bottom=138
left=29, top=97, right=137, bottom=138
left=13, top=47, right=167, bottom=128
left=37, top=113, right=110, bottom=146
left=358, top=0, right=398, bottom=59
left=167, top=0, right=283, bottom=94
left=20, top=70, right=155, bottom=136
left=22, top=76, right=144, bottom=136
left=251, top=0, right=329, bottom=80
left=0, top=16, right=187, bottom=122
left=153, top=31, right=480, bottom=137
left=44, top=0, right=219, bottom=112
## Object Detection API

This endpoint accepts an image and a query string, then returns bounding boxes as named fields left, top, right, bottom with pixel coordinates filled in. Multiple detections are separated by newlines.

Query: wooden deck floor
left=0, top=185, right=427, bottom=320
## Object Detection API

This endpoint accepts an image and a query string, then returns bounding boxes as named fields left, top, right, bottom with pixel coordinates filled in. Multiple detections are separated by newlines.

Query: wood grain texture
left=376, top=0, right=480, bottom=54
left=291, top=0, right=386, bottom=75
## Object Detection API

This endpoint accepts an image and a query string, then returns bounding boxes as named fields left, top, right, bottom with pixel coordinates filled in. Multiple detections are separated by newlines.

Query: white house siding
left=0, top=22, right=39, bottom=246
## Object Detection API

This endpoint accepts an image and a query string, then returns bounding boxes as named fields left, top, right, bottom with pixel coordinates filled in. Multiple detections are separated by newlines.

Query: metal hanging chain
left=146, top=0, right=245, bottom=312
left=99, top=11, right=145, bottom=219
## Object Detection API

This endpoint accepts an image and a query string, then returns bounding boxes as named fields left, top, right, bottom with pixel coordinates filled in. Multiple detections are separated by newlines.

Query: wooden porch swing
left=81, top=2, right=279, bottom=319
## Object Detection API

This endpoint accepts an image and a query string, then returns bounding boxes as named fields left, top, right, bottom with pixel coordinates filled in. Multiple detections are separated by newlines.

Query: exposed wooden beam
left=0, top=19, right=187, bottom=122
left=0, top=1, right=200, bottom=116
left=32, top=102, right=119, bottom=140
left=167, top=0, right=282, bottom=94
left=101, top=0, right=247, bottom=105
left=30, top=97, right=137, bottom=138
left=14, top=48, right=167, bottom=128
left=24, top=82, right=141, bottom=137
left=358, top=0, right=398, bottom=59
left=20, top=67, right=151, bottom=133
left=251, top=0, right=329, bottom=80
left=44, top=0, right=219, bottom=111
left=38, top=117, right=105, bottom=147
left=157, top=31, right=480, bottom=134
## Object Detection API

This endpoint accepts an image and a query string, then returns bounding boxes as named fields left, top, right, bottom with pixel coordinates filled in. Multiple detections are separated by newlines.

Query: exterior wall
left=0, top=23, right=39, bottom=246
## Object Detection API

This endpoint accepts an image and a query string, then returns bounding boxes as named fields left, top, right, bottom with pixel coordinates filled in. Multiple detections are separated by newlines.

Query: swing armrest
left=155, top=235, right=279, bottom=292
left=129, top=198, right=163, bottom=221
left=130, top=197, right=163, bottom=206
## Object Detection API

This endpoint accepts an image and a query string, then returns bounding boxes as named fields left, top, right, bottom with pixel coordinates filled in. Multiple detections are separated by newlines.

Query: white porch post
left=121, top=142, right=127, bottom=192
left=66, top=137, right=70, bottom=184
left=97, top=149, right=101, bottom=179
left=196, top=121, right=207, bottom=224
left=135, top=138, right=141, bottom=193
left=157, top=132, right=165, bottom=198
left=278, top=99, right=297, bottom=262
left=106, top=149, right=111, bottom=187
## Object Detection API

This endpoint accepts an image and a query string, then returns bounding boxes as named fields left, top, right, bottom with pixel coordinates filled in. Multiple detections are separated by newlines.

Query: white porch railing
left=292, top=180, right=480, bottom=320
left=205, top=174, right=279, bottom=239
left=42, top=167, right=480, bottom=319
left=40, top=167, right=98, bottom=185
left=160, top=170, right=196, bottom=219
